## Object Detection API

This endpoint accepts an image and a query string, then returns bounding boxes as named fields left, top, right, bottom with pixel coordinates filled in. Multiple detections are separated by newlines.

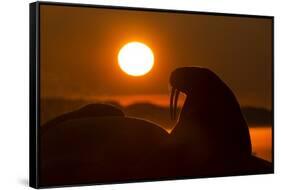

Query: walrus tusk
left=173, top=89, right=180, bottom=120
left=170, top=87, right=175, bottom=120
left=170, top=87, right=180, bottom=120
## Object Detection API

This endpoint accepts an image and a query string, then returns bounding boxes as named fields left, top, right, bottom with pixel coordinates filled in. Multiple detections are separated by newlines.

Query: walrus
left=169, top=67, right=272, bottom=175
left=40, top=103, right=170, bottom=186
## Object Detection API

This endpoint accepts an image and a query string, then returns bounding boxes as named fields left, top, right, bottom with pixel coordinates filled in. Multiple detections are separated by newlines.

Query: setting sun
left=118, top=42, right=154, bottom=76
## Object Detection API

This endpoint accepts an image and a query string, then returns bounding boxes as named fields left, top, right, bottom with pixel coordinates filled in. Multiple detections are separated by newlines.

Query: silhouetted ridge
left=242, top=107, right=272, bottom=125
left=41, top=98, right=272, bottom=127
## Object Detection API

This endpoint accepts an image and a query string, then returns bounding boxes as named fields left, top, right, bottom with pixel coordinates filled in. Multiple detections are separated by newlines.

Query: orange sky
left=40, top=4, right=273, bottom=110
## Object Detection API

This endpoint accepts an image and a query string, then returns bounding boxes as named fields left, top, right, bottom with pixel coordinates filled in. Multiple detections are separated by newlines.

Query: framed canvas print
left=29, top=1, right=274, bottom=188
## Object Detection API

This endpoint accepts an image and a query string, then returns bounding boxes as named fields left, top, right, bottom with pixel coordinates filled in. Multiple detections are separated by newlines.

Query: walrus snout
left=169, top=67, right=217, bottom=121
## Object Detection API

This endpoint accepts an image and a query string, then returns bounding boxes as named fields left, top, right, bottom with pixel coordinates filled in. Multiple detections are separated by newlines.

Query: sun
left=118, top=42, right=154, bottom=76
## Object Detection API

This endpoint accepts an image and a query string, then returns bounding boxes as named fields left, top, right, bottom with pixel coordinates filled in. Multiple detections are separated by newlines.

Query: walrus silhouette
left=40, top=103, right=170, bottom=186
left=169, top=67, right=272, bottom=174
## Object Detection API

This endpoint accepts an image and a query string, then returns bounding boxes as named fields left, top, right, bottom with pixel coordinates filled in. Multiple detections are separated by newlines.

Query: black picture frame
left=30, top=1, right=274, bottom=188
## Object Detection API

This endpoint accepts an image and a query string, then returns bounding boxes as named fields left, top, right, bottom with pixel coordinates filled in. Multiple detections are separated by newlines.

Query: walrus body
left=169, top=67, right=272, bottom=173
left=40, top=104, right=170, bottom=186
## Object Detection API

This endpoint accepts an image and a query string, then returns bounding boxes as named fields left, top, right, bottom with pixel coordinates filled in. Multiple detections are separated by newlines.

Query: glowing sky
left=40, top=5, right=273, bottom=109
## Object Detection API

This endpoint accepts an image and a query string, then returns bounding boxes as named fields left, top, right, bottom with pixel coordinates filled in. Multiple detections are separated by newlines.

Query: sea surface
left=249, top=126, right=272, bottom=162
